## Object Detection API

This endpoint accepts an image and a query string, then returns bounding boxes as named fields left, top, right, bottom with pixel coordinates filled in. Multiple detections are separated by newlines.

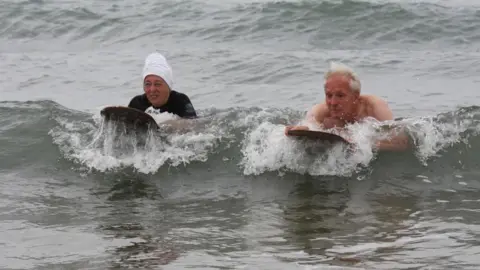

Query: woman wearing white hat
left=128, top=52, right=197, bottom=119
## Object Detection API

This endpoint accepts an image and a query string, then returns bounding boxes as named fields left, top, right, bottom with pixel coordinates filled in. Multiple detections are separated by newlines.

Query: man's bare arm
left=370, top=98, right=409, bottom=151
left=285, top=104, right=327, bottom=135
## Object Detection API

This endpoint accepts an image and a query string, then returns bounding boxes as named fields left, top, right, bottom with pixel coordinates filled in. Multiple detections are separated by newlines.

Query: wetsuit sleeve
left=178, top=95, right=197, bottom=119
left=127, top=95, right=149, bottom=112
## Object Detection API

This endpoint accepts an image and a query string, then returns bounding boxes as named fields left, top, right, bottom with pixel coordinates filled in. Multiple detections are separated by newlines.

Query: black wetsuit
left=128, top=91, right=197, bottom=119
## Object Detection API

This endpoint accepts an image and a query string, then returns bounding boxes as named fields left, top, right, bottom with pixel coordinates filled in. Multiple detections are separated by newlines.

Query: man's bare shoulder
left=307, top=102, right=328, bottom=118
left=362, top=94, right=389, bottom=107
left=361, top=94, right=393, bottom=121
left=311, top=102, right=328, bottom=112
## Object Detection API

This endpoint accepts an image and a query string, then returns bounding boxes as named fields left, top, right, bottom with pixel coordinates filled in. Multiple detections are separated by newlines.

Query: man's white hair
left=324, top=62, right=361, bottom=93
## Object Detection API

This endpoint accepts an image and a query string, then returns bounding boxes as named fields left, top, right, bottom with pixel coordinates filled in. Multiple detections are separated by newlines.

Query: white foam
left=49, top=106, right=478, bottom=175
left=400, top=115, right=473, bottom=163
left=49, top=115, right=220, bottom=174
left=240, top=110, right=479, bottom=176
left=240, top=121, right=376, bottom=176
left=148, top=111, right=179, bottom=124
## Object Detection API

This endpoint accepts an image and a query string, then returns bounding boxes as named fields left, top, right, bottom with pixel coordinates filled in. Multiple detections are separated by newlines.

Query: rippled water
left=1, top=0, right=480, bottom=269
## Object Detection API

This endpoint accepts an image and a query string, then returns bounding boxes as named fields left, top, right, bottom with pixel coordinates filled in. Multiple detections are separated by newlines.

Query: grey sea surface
left=1, top=0, right=480, bottom=269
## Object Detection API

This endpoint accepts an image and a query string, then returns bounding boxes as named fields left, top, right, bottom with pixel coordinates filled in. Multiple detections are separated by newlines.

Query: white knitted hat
left=142, top=52, right=173, bottom=90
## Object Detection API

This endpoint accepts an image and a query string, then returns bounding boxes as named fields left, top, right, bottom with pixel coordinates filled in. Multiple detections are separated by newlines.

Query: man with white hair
left=285, top=62, right=408, bottom=151
left=128, top=52, right=197, bottom=119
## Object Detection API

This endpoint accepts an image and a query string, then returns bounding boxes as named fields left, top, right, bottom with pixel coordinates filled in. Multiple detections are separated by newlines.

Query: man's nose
left=329, top=98, right=339, bottom=105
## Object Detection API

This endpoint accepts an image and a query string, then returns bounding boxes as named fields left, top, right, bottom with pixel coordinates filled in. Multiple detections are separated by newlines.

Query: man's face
left=324, top=75, right=359, bottom=119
